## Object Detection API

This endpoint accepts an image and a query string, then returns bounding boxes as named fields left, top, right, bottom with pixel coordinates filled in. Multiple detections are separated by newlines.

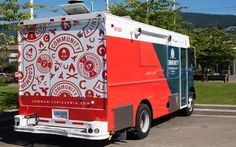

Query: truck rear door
left=19, top=17, right=107, bottom=122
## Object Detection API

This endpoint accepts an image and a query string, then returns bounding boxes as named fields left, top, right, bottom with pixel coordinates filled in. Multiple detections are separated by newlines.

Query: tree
left=0, top=33, right=15, bottom=73
left=110, top=0, right=187, bottom=31
left=189, top=27, right=236, bottom=73
left=0, top=0, right=44, bottom=30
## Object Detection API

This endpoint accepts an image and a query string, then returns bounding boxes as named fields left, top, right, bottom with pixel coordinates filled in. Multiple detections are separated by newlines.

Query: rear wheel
left=181, top=94, right=195, bottom=116
left=135, top=104, right=152, bottom=139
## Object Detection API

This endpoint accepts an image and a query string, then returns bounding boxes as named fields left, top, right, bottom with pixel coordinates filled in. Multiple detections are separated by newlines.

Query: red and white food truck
left=14, top=1, right=195, bottom=140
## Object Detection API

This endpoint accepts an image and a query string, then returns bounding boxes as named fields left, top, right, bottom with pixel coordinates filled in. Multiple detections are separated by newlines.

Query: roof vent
left=68, top=0, right=83, bottom=4
left=61, top=0, right=90, bottom=15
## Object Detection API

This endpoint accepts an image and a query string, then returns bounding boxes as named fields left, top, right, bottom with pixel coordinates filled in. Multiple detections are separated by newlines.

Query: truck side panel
left=106, top=36, right=172, bottom=131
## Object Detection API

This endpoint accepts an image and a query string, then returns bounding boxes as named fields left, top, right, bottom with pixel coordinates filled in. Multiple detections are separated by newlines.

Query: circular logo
left=23, top=44, right=37, bottom=62
left=97, top=45, right=106, bottom=57
left=61, top=21, right=71, bottom=31
left=34, top=92, right=41, bottom=96
left=50, top=81, right=82, bottom=97
left=24, top=92, right=31, bottom=96
left=77, top=53, right=101, bottom=79
left=19, top=65, right=35, bottom=91
left=36, top=54, right=52, bottom=73
left=59, top=91, right=73, bottom=97
left=85, top=90, right=94, bottom=98
left=58, top=47, right=70, bottom=61
left=18, top=71, right=24, bottom=81
left=20, top=24, right=46, bottom=42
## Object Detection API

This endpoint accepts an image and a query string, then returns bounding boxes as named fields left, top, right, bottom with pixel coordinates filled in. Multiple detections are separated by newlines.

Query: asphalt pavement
left=0, top=113, right=236, bottom=147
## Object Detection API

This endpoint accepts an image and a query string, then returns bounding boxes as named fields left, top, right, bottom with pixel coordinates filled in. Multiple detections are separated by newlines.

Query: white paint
left=105, top=14, right=190, bottom=48
left=15, top=115, right=109, bottom=140
left=192, top=114, right=236, bottom=118
left=30, top=0, right=33, bottom=20
left=195, top=109, right=236, bottom=113
left=196, top=104, right=236, bottom=107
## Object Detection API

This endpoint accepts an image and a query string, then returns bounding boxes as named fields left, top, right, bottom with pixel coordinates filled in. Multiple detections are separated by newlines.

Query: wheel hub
left=188, top=96, right=194, bottom=112
left=139, top=110, right=150, bottom=133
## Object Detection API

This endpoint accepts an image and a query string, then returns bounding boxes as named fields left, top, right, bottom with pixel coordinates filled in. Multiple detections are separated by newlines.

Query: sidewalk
left=229, top=75, right=236, bottom=83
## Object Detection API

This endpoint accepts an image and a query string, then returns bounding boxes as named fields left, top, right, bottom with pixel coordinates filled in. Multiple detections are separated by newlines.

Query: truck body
left=15, top=12, right=195, bottom=140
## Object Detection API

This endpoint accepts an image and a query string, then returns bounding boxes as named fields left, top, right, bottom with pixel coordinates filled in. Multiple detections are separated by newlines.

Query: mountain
left=1, top=12, right=236, bottom=35
left=181, top=12, right=236, bottom=29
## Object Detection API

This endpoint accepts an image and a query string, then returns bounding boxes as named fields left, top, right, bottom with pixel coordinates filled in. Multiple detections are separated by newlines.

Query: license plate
left=52, top=109, right=68, bottom=120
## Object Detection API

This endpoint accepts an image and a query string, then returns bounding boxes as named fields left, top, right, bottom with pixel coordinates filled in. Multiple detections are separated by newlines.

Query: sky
left=29, top=0, right=236, bottom=18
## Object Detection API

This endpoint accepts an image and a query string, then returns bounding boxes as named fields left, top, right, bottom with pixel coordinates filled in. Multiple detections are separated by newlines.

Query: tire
left=135, top=104, right=152, bottom=139
left=181, top=93, right=195, bottom=116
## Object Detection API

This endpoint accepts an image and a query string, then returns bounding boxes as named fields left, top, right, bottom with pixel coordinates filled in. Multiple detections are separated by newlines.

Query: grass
left=0, top=85, right=18, bottom=111
left=195, top=81, right=236, bottom=105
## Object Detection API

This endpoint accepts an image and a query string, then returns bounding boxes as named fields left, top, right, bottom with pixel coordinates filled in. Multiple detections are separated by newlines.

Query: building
left=0, top=45, right=18, bottom=64
left=7, top=45, right=18, bottom=63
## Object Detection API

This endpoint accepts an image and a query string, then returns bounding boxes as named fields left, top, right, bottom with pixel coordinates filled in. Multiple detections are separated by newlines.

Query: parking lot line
left=192, top=114, right=236, bottom=118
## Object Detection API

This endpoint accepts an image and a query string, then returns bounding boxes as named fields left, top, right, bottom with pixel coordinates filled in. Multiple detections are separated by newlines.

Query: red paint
left=39, top=119, right=49, bottom=122
left=72, top=122, right=84, bottom=125
left=58, top=47, right=70, bottom=61
left=55, top=121, right=66, bottom=124
left=19, top=95, right=107, bottom=121
left=106, top=36, right=171, bottom=131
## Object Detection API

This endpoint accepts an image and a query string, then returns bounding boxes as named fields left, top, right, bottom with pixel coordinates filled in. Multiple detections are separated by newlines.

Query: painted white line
left=195, top=104, right=236, bottom=107
left=192, top=114, right=236, bottom=118
left=195, top=109, right=236, bottom=113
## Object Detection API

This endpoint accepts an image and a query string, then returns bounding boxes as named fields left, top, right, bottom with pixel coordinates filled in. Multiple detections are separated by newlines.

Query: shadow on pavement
left=0, top=112, right=179, bottom=147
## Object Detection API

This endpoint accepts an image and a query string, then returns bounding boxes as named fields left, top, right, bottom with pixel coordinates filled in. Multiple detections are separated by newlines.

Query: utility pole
left=173, top=0, right=176, bottom=11
left=194, top=47, right=197, bottom=67
left=30, top=0, right=34, bottom=20
left=90, top=1, right=94, bottom=12
left=105, top=0, right=109, bottom=12
left=234, top=59, right=236, bottom=76
left=173, top=0, right=176, bottom=24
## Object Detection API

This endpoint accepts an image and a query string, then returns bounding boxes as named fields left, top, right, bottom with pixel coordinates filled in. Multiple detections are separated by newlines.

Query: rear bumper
left=14, top=115, right=110, bottom=140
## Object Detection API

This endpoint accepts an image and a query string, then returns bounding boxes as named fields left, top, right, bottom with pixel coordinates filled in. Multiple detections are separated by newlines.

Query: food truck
left=15, top=0, right=195, bottom=140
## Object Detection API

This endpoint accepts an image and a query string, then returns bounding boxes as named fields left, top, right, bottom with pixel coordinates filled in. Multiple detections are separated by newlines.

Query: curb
left=194, top=104, right=236, bottom=116
left=195, top=104, right=236, bottom=110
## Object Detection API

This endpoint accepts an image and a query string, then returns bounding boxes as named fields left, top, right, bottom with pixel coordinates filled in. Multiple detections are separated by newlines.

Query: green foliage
left=110, top=0, right=187, bottom=31
left=4, top=63, right=18, bottom=73
left=0, top=33, right=15, bottom=50
left=0, top=85, right=18, bottom=110
left=189, top=28, right=236, bottom=70
left=0, top=77, right=7, bottom=86
left=0, top=33, right=15, bottom=72
left=0, top=0, right=44, bottom=30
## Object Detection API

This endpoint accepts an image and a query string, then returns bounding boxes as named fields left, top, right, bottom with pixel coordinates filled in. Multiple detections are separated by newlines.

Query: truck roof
left=20, top=12, right=190, bottom=48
